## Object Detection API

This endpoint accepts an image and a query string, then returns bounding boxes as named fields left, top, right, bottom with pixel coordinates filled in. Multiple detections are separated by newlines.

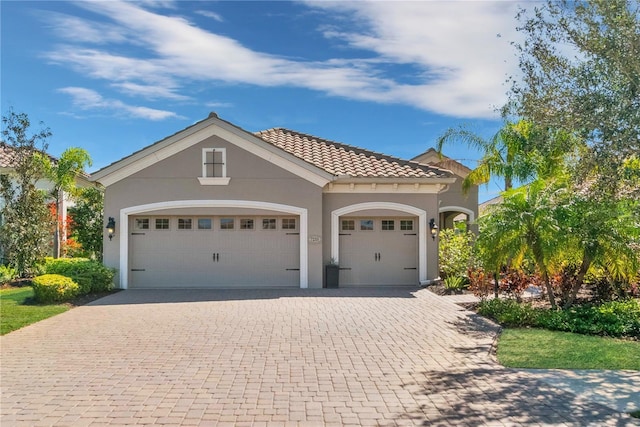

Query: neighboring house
left=412, top=148, right=478, bottom=231
left=0, top=143, right=93, bottom=261
left=91, top=113, right=479, bottom=290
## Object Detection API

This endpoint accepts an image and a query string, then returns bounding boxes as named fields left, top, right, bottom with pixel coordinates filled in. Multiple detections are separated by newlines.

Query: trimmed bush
left=0, top=265, right=18, bottom=285
left=42, top=258, right=114, bottom=294
left=32, top=274, right=79, bottom=303
left=478, top=298, right=640, bottom=339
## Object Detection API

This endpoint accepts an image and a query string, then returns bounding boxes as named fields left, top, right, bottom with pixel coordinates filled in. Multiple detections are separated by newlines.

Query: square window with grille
left=178, top=218, right=192, bottom=230
left=282, top=218, right=296, bottom=230
left=202, top=148, right=226, bottom=178
left=197, top=218, right=212, bottom=230
left=262, top=218, right=276, bottom=230
left=155, top=218, right=170, bottom=230
left=381, top=220, right=395, bottom=231
left=400, top=220, right=414, bottom=231
left=220, top=218, right=234, bottom=230
left=240, top=218, right=254, bottom=230
left=360, top=219, right=374, bottom=231
left=341, top=220, right=355, bottom=231
left=135, top=218, right=149, bottom=230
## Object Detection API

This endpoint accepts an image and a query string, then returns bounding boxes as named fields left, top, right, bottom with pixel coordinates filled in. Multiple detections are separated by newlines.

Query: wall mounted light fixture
left=106, top=217, right=116, bottom=241
left=429, top=218, right=438, bottom=240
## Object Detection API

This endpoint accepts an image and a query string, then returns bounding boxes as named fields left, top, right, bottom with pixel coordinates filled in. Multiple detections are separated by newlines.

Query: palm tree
left=41, top=148, right=92, bottom=258
left=436, top=120, right=571, bottom=194
left=476, top=179, right=564, bottom=308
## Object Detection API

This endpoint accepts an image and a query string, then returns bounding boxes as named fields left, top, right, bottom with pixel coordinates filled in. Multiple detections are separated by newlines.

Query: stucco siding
left=103, top=136, right=324, bottom=288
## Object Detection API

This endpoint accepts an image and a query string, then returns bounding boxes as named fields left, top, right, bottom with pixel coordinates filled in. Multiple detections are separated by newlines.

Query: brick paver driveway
left=1, top=287, right=633, bottom=426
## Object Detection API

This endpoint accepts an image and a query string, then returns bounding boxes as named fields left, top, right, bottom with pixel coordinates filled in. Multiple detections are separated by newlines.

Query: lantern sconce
left=429, top=218, right=438, bottom=240
left=106, top=217, right=116, bottom=241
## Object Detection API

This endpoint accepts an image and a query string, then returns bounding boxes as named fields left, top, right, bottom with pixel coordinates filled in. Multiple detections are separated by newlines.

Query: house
left=91, top=113, right=478, bottom=289
left=412, top=148, right=478, bottom=231
left=0, top=143, right=93, bottom=261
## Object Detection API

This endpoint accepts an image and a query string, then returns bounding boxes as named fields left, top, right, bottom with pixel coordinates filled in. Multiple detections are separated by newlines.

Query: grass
left=0, top=287, right=69, bottom=335
left=497, top=328, right=640, bottom=370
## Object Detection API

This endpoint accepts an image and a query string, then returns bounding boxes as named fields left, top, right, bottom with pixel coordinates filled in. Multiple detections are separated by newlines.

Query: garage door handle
left=213, top=253, right=220, bottom=262
left=374, top=252, right=381, bottom=261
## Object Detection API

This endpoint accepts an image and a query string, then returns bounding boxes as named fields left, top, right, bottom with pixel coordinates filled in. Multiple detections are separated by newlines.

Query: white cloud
left=58, top=87, right=179, bottom=120
left=196, top=10, right=224, bottom=22
left=47, top=1, right=523, bottom=119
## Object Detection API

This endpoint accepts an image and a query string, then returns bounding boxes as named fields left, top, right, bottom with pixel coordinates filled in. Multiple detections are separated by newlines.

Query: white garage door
left=129, top=215, right=300, bottom=288
left=339, top=217, right=418, bottom=286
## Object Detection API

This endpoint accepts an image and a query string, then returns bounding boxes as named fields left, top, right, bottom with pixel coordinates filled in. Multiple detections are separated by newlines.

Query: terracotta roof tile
left=254, top=128, right=451, bottom=179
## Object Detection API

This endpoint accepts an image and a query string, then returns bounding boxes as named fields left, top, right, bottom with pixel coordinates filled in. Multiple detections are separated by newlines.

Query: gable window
left=155, top=218, right=170, bottom=230
left=198, top=148, right=230, bottom=185
left=197, top=218, right=212, bottom=230
left=178, top=218, right=192, bottom=230
left=135, top=218, right=150, bottom=230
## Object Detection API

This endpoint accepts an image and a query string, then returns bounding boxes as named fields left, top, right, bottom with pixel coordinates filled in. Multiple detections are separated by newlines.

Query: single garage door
left=129, top=215, right=300, bottom=288
left=339, top=216, right=418, bottom=286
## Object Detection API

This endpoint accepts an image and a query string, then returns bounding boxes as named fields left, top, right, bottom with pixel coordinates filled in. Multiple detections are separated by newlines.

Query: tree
left=0, top=110, right=53, bottom=276
left=476, top=179, right=565, bottom=308
left=436, top=120, right=569, bottom=193
left=42, top=148, right=92, bottom=258
left=68, top=187, right=104, bottom=260
left=508, top=0, right=640, bottom=198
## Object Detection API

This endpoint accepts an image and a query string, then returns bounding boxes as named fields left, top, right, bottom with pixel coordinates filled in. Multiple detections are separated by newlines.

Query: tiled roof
left=0, top=143, right=90, bottom=179
left=255, top=128, right=451, bottom=179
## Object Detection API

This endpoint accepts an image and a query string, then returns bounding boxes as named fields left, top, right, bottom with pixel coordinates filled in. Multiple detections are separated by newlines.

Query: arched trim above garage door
left=119, top=200, right=308, bottom=289
left=331, top=202, right=428, bottom=285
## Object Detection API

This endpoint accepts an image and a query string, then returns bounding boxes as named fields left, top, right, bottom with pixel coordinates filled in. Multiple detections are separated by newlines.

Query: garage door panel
left=129, top=215, right=299, bottom=288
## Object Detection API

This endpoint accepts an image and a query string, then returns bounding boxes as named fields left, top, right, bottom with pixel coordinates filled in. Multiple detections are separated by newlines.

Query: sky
left=1, top=0, right=529, bottom=202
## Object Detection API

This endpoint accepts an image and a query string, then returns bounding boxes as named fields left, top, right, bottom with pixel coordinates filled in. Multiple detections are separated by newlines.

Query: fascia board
left=91, top=116, right=332, bottom=188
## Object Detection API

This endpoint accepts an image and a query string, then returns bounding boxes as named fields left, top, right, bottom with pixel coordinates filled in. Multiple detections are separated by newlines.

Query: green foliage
left=41, top=147, right=92, bottom=259
left=42, top=257, right=114, bottom=294
left=68, top=187, right=104, bottom=260
left=0, top=109, right=53, bottom=276
left=0, top=287, right=69, bottom=335
left=32, top=274, right=79, bottom=303
left=443, top=276, right=467, bottom=294
left=0, top=265, right=17, bottom=284
left=438, top=228, right=475, bottom=279
left=509, top=0, right=640, bottom=198
left=478, top=298, right=640, bottom=339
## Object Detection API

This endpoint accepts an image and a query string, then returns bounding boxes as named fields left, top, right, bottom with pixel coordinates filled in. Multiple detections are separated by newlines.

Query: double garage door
left=129, top=215, right=300, bottom=288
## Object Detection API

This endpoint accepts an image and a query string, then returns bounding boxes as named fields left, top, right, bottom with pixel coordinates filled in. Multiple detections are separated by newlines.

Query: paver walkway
left=1, top=287, right=635, bottom=426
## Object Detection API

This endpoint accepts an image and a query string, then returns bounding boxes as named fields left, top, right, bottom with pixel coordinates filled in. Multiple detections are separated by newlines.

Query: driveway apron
left=1, top=288, right=634, bottom=426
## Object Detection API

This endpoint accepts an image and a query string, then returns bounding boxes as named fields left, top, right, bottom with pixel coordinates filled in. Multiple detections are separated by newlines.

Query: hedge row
left=478, top=298, right=640, bottom=339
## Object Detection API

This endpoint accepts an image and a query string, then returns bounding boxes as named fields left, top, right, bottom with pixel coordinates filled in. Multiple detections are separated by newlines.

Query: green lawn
left=497, top=328, right=640, bottom=370
left=0, top=287, right=69, bottom=335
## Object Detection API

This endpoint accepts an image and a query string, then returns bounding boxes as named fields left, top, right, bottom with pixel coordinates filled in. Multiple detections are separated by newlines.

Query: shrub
left=0, top=265, right=18, bottom=285
left=477, top=298, right=540, bottom=327
left=443, top=276, right=468, bottom=294
left=439, top=228, right=475, bottom=279
left=32, top=274, right=79, bottom=303
left=468, top=267, right=494, bottom=299
left=42, top=258, right=114, bottom=294
left=499, top=269, right=532, bottom=302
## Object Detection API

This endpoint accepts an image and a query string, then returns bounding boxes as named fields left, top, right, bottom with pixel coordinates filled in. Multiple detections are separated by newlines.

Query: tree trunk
left=531, top=237, right=556, bottom=309
left=564, top=252, right=593, bottom=309
left=53, top=193, right=61, bottom=259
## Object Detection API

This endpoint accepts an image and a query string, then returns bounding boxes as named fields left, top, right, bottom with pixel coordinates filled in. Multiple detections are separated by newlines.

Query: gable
left=91, top=114, right=333, bottom=188
left=412, top=148, right=472, bottom=179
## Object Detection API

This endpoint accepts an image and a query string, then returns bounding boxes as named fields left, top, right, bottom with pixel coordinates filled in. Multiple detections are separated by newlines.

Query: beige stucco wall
left=437, top=177, right=478, bottom=232
left=322, top=192, right=441, bottom=282
left=103, top=135, right=324, bottom=288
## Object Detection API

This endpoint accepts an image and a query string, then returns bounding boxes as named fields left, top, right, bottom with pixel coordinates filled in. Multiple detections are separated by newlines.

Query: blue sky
left=1, top=1, right=527, bottom=202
